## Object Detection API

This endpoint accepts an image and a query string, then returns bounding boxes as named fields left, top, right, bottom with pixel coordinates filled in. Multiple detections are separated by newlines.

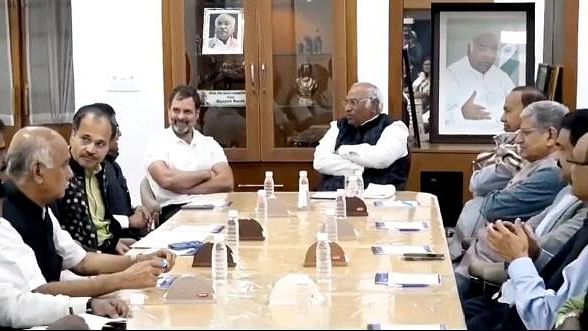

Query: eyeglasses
left=567, top=159, right=588, bottom=166
left=342, top=98, right=373, bottom=108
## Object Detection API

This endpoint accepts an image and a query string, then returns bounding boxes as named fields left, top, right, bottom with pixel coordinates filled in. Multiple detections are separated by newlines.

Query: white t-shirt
left=440, top=56, right=515, bottom=135
left=144, top=128, right=229, bottom=207
left=0, top=209, right=87, bottom=292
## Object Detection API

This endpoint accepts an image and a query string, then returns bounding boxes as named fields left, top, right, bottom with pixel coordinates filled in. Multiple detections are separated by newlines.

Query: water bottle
left=297, top=170, right=310, bottom=209
left=226, top=209, right=239, bottom=264
left=354, top=170, right=364, bottom=198
left=346, top=175, right=360, bottom=197
left=256, top=189, right=268, bottom=219
left=211, top=233, right=228, bottom=286
left=324, top=212, right=338, bottom=242
left=316, top=232, right=332, bottom=282
left=334, top=189, right=346, bottom=220
left=264, top=171, right=275, bottom=198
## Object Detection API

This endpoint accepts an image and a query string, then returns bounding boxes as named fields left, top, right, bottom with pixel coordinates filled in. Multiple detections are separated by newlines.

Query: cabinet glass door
left=184, top=0, right=259, bottom=161
left=0, top=0, right=14, bottom=126
left=260, top=0, right=346, bottom=161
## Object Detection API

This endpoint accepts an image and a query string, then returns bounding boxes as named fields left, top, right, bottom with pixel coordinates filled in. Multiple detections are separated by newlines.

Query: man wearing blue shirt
left=464, top=131, right=588, bottom=330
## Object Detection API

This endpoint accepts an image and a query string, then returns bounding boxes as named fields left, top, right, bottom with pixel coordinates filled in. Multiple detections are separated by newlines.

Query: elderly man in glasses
left=313, top=82, right=410, bottom=191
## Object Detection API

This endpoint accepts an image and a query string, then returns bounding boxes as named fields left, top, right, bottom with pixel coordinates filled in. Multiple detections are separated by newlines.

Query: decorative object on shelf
left=535, top=63, right=552, bottom=96
left=546, top=65, right=562, bottom=102
left=431, top=2, right=535, bottom=143
left=202, top=8, right=245, bottom=55
left=296, top=62, right=319, bottom=107
left=297, top=30, right=323, bottom=55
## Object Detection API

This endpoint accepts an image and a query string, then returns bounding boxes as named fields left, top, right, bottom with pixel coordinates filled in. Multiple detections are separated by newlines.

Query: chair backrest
left=140, top=177, right=160, bottom=213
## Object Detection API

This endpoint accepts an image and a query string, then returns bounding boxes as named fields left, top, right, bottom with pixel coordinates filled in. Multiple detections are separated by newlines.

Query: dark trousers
left=159, top=203, right=185, bottom=226
left=464, top=296, right=526, bottom=330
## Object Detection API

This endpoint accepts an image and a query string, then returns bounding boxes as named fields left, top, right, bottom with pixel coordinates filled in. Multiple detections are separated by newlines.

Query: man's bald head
left=571, top=133, right=588, bottom=201
left=5, top=127, right=72, bottom=203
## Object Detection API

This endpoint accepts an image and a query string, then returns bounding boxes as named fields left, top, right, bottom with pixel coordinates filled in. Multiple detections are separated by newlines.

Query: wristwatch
left=86, top=299, right=93, bottom=314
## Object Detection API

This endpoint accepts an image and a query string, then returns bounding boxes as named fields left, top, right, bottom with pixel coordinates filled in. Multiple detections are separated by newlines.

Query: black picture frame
left=535, top=63, right=552, bottom=95
left=403, top=48, right=421, bottom=148
left=430, top=3, right=535, bottom=144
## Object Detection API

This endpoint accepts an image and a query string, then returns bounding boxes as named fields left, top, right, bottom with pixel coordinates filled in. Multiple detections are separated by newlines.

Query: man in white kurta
left=440, top=32, right=515, bottom=135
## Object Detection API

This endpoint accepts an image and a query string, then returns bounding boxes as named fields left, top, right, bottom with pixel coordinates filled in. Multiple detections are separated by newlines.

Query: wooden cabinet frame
left=162, top=0, right=356, bottom=162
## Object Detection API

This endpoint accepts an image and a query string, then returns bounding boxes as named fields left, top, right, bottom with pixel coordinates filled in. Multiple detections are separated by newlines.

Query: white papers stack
left=371, top=245, right=431, bottom=255
left=132, top=225, right=219, bottom=249
left=375, top=272, right=441, bottom=287
left=79, top=314, right=126, bottom=330
left=373, top=200, right=419, bottom=208
left=375, top=221, right=429, bottom=232
left=182, top=193, right=230, bottom=209
left=310, top=191, right=337, bottom=200
left=363, top=184, right=396, bottom=199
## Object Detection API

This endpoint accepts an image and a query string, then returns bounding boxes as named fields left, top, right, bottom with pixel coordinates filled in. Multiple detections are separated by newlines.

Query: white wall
left=72, top=0, right=164, bottom=205
left=577, top=0, right=587, bottom=109
left=357, top=0, right=389, bottom=114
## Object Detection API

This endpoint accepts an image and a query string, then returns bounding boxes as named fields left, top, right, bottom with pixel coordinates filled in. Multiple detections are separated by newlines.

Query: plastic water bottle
left=324, top=212, right=338, bottom=242
left=226, top=209, right=239, bottom=264
left=297, top=170, right=310, bottom=209
left=211, top=233, right=228, bottom=286
left=346, top=175, right=360, bottom=197
left=354, top=170, right=364, bottom=198
left=264, top=171, right=275, bottom=198
left=256, top=189, right=268, bottom=219
left=316, top=232, right=332, bottom=282
left=335, top=189, right=346, bottom=220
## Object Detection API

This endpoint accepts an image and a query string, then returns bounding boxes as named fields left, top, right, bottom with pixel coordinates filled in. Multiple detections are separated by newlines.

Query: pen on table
left=395, top=284, right=430, bottom=288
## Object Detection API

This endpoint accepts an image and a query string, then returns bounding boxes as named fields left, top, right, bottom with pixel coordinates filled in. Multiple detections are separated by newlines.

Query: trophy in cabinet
left=295, top=63, right=318, bottom=107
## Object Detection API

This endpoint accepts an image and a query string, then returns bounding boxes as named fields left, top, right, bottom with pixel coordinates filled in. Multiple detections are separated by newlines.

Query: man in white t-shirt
left=145, top=85, right=234, bottom=223
left=441, top=32, right=515, bottom=134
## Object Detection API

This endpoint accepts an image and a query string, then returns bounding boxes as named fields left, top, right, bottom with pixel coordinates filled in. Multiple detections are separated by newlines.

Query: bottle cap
left=316, top=232, right=329, bottom=241
left=129, top=293, right=145, bottom=306
left=299, top=170, right=307, bottom=177
left=348, top=175, right=357, bottom=181
left=228, top=209, right=239, bottom=218
left=213, top=233, right=225, bottom=242
left=265, top=171, right=273, bottom=177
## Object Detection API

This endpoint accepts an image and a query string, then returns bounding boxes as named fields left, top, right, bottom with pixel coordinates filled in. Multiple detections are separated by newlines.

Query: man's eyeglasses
left=567, top=159, right=588, bottom=166
left=342, top=98, right=373, bottom=108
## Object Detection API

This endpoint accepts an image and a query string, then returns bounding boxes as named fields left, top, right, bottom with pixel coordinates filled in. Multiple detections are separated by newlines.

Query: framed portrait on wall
left=535, top=63, right=552, bottom=95
left=202, top=8, right=244, bottom=55
left=431, top=3, right=534, bottom=143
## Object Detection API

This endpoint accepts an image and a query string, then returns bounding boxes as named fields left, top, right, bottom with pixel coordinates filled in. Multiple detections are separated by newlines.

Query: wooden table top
left=122, top=192, right=466, bottom=329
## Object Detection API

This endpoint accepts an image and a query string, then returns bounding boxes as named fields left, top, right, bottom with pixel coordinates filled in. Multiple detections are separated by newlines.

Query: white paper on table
left=389, top=272, right=440, bottom=286
left=371, top=245, right=431, bottom=255
left=373, top=200, right=419, bottom=208
left=363, top=183, right=396, bottom=199
left=310, top=191, right=337, bottom=200
left=131, top=225, right=218, bottom=249
left=80, top=313, right=126, bottom=330
left=182, top=193, right=230, bottom=208
left=375, top=221, right=429, bottom=231
left=368, top=323, right=446, bottom=330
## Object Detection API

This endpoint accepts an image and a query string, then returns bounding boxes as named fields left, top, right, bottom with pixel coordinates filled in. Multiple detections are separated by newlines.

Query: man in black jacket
left=51, top=105, right=133, bottom=254
left=94, top=103, right=153, bottom=239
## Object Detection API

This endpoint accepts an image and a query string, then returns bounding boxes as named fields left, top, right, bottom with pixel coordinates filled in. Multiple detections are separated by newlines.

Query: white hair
left=351, top=82, right=384, bottom=113
left=215, top=13, right=235, bottom=26
left=5, top=140, right=54, bottom=181
left=520, top=100, right=569, bottom=131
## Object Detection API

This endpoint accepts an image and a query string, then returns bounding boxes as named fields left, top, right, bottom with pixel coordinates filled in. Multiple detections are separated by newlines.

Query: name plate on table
left=346, top=196, right=368, bottom=216
left=192, top=242, right=237, bottom=268
left=239, top=218, right=265, bottom=241
left=303, top=241, right=348, bottom=267
left=164, top=275, right=214, bottom=302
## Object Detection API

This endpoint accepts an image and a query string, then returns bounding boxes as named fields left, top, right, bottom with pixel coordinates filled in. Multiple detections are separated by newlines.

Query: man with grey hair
left=0, top=127, right=176, bottom=300
left=208, top=13, right=238, bottom=50
left=314, top=82, right=410, bottom=191
left=450, top=101, right=568, bottom=268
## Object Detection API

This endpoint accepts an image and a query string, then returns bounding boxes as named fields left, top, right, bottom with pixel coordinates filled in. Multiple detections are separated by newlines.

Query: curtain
left=26, top=0, right=75, bottom=124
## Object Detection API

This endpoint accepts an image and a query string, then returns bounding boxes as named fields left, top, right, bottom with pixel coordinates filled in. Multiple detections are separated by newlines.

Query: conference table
left=123, top=192, right=466, bottom=329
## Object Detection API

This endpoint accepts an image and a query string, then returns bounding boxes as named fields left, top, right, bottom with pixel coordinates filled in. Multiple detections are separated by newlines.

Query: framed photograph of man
left=431, top=3, right=534, bottom=143
left=202, top=8, right=244, bottom=55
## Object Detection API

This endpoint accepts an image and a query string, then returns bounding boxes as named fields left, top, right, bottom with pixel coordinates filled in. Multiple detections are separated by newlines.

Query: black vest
left=104, top=156, right=133, bottom=217
left=2, top=182, right=63, bottom=282
left=319, top=114, right=410, bottom=191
